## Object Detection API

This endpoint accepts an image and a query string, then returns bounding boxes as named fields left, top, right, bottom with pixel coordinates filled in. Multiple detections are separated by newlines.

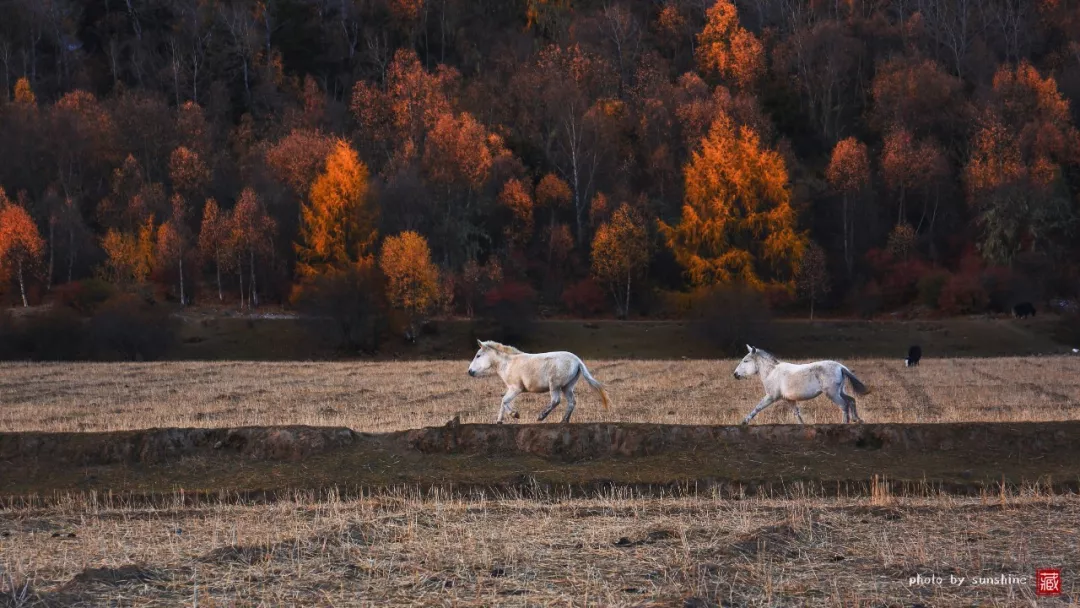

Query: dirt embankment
left=0, top=426, right=361, bottom=466
left=402, top=420, right=1078, bottom=461
left=3, top=421, right=1079, bottom=499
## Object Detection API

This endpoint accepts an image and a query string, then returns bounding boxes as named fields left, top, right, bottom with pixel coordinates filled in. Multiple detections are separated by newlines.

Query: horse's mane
left=753, top=348, right=780, bottom=363
left=481, top=341, right=524, bottom=356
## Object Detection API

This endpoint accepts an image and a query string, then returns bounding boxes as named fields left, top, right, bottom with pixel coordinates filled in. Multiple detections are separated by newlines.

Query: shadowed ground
left=3, top=421, right=1078, bottom=500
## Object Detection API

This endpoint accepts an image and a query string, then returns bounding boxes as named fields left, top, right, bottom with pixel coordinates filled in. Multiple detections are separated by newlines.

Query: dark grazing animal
left=1013, top=302, right=1036, bottom=319
left=906, top=345, right=922, bottom=367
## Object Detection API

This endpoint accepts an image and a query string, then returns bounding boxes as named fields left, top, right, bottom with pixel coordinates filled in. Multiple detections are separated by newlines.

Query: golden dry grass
left=2, top=357, right=1080, bottom=433
left=2, top=489, right=1077, bottom=606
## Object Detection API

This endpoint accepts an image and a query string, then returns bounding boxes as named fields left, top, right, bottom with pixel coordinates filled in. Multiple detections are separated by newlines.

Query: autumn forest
left=1, top=0, right=1080, bottom=346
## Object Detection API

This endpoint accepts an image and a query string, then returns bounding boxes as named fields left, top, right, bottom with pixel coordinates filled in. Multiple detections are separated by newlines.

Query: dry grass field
left=2, top=489, right=1077, bottom=606
left=2, top=356, right=1080, bottom=433
left=3, top=357, right=1080, bottom=606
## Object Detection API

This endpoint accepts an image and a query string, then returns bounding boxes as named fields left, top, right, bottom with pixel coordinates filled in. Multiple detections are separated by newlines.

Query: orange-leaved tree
left=695, top=0, right=764, bottom=90
left=965, top=61, right=1078, bottom=265
left=154, top=194, right=192, bottom=304
left=264, top=129, right=334, bottom=197
left=230, top=187, right=276, bottom=309
left=296, top=139, right=378, bottom=278
left=826, top=137, right=870, bottom=277
left=198, top=198, right=232, bottom=302
left=659, top=112, right=806, bottom=291
left=497, top=178, right=535, bottom=251
left=0, top=188, right=45, bottom=307
left=591, top=203, right=649, bottom=318
left=881, top=128, right=947, bottom=227
left=379, top=231, right=440, bottom=339
left=13, top=76, right=36, bottom=106
left=535, top=173, right=572, bottom=269
left=168, top=146, right=210, bottom=199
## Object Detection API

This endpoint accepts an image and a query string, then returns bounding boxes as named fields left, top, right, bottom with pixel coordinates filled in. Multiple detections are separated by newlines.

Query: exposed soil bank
left=3, top=421, right=1079, bottom=501
left=402, top=420, right=1077, bottom=461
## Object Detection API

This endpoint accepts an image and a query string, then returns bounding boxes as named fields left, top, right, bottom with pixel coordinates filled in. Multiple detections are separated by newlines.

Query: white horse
left=467, top=340, right=611, bottom=423
left=732, top=345, right=870, bottom=425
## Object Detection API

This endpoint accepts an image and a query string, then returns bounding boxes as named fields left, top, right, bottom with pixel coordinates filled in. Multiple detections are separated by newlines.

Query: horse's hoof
left=511, top=411, right=520, bottom=419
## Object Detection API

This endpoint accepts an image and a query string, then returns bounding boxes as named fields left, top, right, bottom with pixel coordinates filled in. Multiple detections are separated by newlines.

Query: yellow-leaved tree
left=379, top=231, right=440, bottom=340
left=659, top=112, right=806, bottom=291
left=296, top=139, right=378, bottom=278
left=591, top=203, right=649, bottom=318
left=100, top=217, right=155, bottom=286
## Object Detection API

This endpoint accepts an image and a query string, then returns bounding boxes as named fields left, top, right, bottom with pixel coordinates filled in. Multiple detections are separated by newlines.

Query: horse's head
left=468, top=340, right=499, bottom=377
left=733, top=344, right=761, bottom=379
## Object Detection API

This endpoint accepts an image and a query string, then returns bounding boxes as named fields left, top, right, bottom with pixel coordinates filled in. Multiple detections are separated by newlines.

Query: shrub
left=56, top=278, right=116, bottom=315
left=690, top=284, right=774, bottom=356
left=917, top=270, right=950, bottom=309
left=938, top=272, right=989, bottom=315
left=865, top=247, right=931, bottom=309
left=290, top=266, right=387, bottom=354
left=0, top=309, right=17, bottom=359
left=561, top=279, right=607, bottom=317
left=981, top=266, right=1026, bottom=314
left=1053, top=311, right=1080, bottom=346
left=480, top=280, right=538, bottom=343
left=883, top=259, right=931, bottom=307
left=0, top=307, right=87, bottom=360
left=87, top=294, right=176, bottom=361
left=761, top=283, right=796, bottom=312
left=850, top=281, right=883, bottom=319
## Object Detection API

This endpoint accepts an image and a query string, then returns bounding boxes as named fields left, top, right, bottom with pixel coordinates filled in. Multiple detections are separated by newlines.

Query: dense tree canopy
left=1, top=0, right=1079, bottom=319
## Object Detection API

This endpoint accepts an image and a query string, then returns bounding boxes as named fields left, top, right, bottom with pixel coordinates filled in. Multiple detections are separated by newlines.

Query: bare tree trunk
left=843, top=194, right=852, bottom=278
left=67, top=227, right=75, bottom=283
left=215, top=254, right=223, bottom=302
left=898, top=185, right=905, bottom=225
left=249, top=247, right=258, bottom=308
left=624, top=272, right=632, bottom=319
left=18, top=259, right=28, bottom=307
left=178, top=255, right=185, bottom=305
left=237, top=257, right=245, bottom=309
left=169, top=39, right=181, bottom=105
left=242, top=58, right=250, bottom=104
left=47, top=219, right=55, bottom=290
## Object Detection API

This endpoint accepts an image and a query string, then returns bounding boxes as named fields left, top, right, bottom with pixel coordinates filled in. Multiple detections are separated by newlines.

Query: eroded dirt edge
left=2, top=421, right=1078, bottom=501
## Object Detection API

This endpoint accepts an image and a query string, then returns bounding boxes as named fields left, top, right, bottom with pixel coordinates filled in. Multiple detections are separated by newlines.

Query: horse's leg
left=741, top=395, right=778, bottom=425
left=560, top=371, right=582, bottom=423
left=826, top=388, right=851, bottom=423
left=537, top=385, right=562, bottom=422
left=792, top=402, right=806, bottom=425
left=497, top=387, right=523, bottom=424
left=560, top=387, right=577, bottom=423
left=843, top=392, right=863, bottom=423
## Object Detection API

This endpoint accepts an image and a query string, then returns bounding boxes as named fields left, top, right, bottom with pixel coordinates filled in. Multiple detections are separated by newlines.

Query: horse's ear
left=746, top=344, right=754, bottom=353
left=477, top=339, right=486, bottom=349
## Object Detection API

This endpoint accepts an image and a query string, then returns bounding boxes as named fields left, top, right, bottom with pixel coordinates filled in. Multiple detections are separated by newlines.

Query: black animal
left=905, top=345, right=922, bottom=367
left=1013, top=302, right=1036, bottom=319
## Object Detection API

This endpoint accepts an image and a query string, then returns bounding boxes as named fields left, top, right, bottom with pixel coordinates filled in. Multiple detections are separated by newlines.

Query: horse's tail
left=579, top=363, right=611, bottom=410
left=842, top=367, right=871, bottom=396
